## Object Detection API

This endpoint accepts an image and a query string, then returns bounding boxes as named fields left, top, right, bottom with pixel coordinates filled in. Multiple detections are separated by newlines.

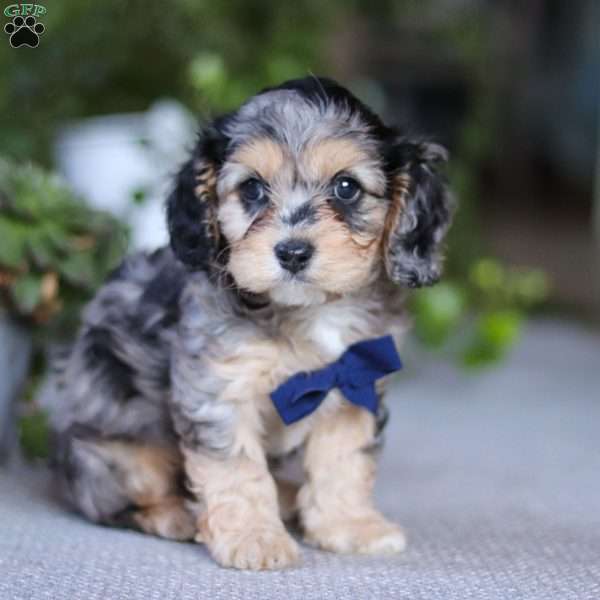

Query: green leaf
left=479, top=310, right=522, bottom=347
left=11, top=274, right=43, bottom=314
left=19, top=411, right=50, bottom=460
left=462, top=310, right=522, bottom=368
left=412, top=283, right=467, bottom=347
left=188, top=52, right=228, bottom=106
left=41, top=222, right=73, bottom=254
left=26, top=229, right=61, bottom=269
left=469, top=258, right=505, bottom=293
left=57, top=250, right=97, bottom=288
left=0, top=216, right=28, bottom=268
left=513, top=269, right=550, bottom=306
left=189, top=52, right=226, bottom=90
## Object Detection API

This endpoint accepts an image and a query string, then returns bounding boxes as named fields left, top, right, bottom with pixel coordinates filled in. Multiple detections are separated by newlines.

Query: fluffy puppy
left=42, top=77, right=454, bottom=570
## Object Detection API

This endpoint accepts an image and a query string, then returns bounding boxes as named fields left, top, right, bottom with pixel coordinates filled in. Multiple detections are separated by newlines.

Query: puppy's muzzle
left=274, top=239, right=314, bottom=274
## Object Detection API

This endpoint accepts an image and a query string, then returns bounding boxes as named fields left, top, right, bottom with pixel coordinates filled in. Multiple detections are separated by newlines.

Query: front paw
left=202, top=525, right=300, bottom=570
left=304, top=514, right=406, bottom=555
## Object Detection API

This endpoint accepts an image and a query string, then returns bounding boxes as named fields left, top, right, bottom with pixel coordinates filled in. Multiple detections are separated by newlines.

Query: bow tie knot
left=270, top=335, right=402, bottom=425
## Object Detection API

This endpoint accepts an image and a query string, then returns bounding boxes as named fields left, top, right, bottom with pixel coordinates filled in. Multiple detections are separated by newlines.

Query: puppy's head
left=167, top=77, right=454, bottom=305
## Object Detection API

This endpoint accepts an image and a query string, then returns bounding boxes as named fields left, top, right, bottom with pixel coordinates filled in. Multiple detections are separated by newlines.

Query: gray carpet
left=1, top=320, right=599, bottom=599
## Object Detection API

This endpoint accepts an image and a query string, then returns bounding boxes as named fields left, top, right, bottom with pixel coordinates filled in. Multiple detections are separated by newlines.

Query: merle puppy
left=43, top=77, right=454, bottom=570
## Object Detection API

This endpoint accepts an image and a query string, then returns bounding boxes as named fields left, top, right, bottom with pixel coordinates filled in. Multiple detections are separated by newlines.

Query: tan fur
left=84, top=439, right=300, bottom=548
left=225, top=213, right=282, bottom=292
left=131, top=496, right=196, bottom=541
left=229, top=138, right=286, bottom=182
left=382, top=172, right=411, bottom=267
left=184, top=448, right=300, bottom=570
left=301, top=138, right=386, bottom=194
left=227, top=201, right=387, bottom=297
left=193, top=160, right=220, bottom=246
left=308, top=205, right=384, bottom=294
left=194, top=161, right=218, bottom=197
left=302, top=138, right=370, bottom=180
left=88, top=441, right=196, bottom=541
left=298, top=399, right=406, bottom=554
left=93, top=441, right=180, bottom=504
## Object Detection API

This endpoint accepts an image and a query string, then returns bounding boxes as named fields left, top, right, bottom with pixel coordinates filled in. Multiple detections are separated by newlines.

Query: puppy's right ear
left=166, top=125, right=229, bottom=270
left=382, top=139, right=453, bottom=288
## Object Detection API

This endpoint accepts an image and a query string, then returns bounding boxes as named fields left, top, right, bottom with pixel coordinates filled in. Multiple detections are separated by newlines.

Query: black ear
left=166, top=125, right=228, bottom=270
left=383, top=140, right=454, bottom=287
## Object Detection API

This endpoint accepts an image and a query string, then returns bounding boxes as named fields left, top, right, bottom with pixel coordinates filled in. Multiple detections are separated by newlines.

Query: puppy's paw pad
left=214, top=527, right=300, bottom=570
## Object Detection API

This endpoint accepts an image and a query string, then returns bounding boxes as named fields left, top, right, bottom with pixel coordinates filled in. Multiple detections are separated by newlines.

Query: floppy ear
left=383, top=140, right=454, bottom=287
left=166, top=126, right=228, bottom=270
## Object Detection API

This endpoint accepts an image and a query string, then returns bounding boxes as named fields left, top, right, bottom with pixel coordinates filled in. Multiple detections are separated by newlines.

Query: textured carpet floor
left=1, top=320, right=599, bottom=599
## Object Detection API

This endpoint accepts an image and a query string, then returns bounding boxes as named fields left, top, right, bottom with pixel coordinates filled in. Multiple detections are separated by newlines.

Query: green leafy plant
left=0, top=157, right=128, bottom=458
left=0, top=157, right=128, bottom=336
left=411, top=259, right=549, bottom=368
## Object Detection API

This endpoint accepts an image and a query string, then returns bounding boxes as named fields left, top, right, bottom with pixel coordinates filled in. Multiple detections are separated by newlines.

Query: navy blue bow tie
left=270, top=335, right=402, bottom=425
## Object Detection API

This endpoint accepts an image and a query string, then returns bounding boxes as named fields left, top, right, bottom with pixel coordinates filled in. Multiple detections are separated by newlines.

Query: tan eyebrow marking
left=301, top=138, right=370, bottom=181
left=229, top=138, right=285, bottom=181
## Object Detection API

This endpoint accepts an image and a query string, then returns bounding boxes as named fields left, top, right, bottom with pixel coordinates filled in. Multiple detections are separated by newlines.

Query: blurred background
left=0, top=0, right=598, bottom=458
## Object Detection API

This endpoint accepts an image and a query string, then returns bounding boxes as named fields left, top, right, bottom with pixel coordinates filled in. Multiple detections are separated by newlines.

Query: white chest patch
left=304, top=307, right=348, bottom=357
left=300, top=298, right=380, bottom=360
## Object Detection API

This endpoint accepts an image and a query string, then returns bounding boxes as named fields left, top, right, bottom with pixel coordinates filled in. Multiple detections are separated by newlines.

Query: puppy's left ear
left=383, top=139, right=455, bottom=287
left=166, top=124, right=228, bottom=270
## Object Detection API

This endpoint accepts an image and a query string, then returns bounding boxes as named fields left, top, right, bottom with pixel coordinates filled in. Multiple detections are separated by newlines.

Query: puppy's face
left=167, top=78, right=454, bottom=305
left=216, top=98, right=388, bottom=305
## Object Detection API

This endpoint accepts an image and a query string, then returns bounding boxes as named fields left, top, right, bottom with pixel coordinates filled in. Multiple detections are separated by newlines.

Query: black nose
left=274, top=239, right=314, bottom=273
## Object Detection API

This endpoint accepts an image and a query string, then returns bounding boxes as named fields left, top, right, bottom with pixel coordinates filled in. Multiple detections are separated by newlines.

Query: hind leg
left=55, top=428, right=196, bottom=541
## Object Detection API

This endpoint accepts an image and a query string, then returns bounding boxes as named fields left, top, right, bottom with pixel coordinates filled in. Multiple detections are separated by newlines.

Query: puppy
left=42, top=77, right=454, bottom=570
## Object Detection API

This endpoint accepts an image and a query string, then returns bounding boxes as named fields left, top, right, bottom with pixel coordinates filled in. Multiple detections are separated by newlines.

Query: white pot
left=54, top=100, right=197, bottom=251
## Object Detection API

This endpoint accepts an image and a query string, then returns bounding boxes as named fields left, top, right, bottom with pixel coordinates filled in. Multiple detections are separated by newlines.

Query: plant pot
left=0, top=314, right=32, bottom=461
left=54, top=99, right=196, bottom=251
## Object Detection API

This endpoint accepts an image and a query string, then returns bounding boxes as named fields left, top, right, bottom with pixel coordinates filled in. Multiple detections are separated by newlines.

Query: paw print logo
left=4, top=15, right=45, bottom=48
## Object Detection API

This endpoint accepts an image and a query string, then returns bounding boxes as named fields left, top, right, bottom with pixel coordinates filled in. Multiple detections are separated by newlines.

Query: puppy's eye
left=239, top=178, right=266, bottom=205
left=333, top=176, right=361, bottom=203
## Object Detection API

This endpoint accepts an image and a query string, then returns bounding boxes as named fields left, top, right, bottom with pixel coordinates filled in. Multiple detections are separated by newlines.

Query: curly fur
left=41, top=76, right=454, bottom=570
